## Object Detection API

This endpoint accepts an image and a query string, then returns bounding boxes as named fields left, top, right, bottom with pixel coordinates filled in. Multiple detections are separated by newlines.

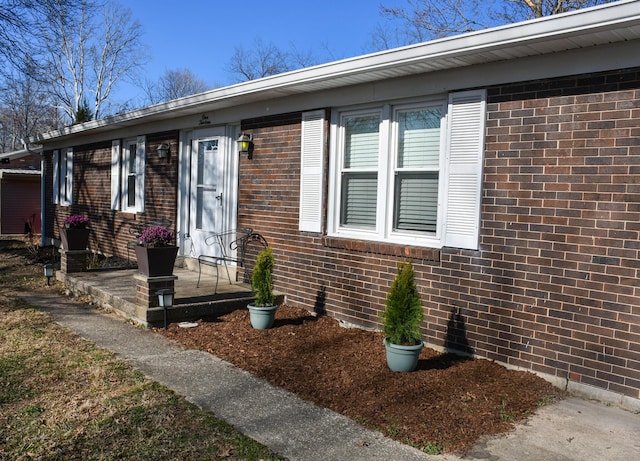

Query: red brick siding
left=43, top=131, right=179, bottom=258
left=238, top=69, right=640, bottom=399
left=482, top=69, right=640, bottom=397
left=1, top=153, right=40, bottom=169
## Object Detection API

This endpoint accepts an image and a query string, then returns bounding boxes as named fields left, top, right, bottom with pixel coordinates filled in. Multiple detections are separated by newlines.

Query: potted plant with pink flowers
left=134, top=225, right=179, bottom=277
left=60, top=214, right=91, bottom=250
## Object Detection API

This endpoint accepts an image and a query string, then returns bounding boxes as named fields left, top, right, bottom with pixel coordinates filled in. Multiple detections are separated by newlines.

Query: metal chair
left=197, top=228, right=268, bottom=293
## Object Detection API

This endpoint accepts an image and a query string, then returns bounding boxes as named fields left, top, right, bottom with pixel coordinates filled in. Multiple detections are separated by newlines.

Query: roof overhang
left=0, top=169, right=41, bottom=179
left=0, top=147, right=42, bottom=161
left=32, top=0, right=640, bottom=144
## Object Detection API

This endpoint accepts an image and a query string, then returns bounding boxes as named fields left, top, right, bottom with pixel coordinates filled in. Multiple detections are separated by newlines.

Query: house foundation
left=134, top=273, right=177, bottom=308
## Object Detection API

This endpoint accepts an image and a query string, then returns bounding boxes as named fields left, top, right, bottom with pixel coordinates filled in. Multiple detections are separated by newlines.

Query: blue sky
left=117, top=0, right=406, bottom=104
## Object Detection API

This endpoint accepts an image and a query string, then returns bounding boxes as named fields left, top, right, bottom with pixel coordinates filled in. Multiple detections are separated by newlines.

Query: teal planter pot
left=247, top=304, right=278, bottom=330
left=384, top=338, right=424, bottom=372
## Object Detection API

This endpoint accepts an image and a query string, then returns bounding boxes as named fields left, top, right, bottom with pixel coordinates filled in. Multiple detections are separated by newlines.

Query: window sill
left=323, top=236, right=440, bottom=262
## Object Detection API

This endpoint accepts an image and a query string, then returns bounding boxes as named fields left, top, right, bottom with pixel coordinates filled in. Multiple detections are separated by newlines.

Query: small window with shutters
left=53, top=147, right=73, bottom=206
left=110, top=136, right=145, bottom=213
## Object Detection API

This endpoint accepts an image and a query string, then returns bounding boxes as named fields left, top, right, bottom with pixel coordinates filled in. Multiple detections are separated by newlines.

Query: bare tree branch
left=142, top=68, right=211, bottom=105
left=373, top=0, right=617, bottom=50
left=226, top=39, right=322, bottom=83
left=35, top=0, right=146, bottom=123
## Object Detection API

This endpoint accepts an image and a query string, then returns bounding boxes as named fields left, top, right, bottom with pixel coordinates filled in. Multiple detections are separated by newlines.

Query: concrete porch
left=56, top=266, right=284, bottom=328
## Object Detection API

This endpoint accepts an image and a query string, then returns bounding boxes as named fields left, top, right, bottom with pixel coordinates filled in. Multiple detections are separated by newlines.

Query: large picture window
left=326, top=90, right=486, bottom=250
left=332, top=101, right=445, bottom=245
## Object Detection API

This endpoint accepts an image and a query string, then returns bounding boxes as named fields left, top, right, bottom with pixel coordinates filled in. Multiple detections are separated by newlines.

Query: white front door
left=188, top=126, right=229, bottom=258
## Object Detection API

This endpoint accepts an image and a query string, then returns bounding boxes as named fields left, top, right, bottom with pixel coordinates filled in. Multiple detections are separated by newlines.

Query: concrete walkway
left=23, top=290, right=640, bottom=461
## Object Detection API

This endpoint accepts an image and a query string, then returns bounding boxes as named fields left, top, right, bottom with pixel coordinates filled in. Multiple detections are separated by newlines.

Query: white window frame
left=53, top=147, right=73, bottom=206
left=327, top=90, right=485, bottom=250
left=111, top=136, right=145, bottom=213
left=328, top=99, right=446, bottom=248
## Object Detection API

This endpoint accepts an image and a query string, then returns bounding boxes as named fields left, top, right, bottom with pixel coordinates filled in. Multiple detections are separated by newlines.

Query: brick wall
left=238, top=69, right=640, bottom=401
left=44, top=131, right=179, bottom=259
left=0, top=153, right=40, bottom=169
left=480, top=69, right=640, bottom=398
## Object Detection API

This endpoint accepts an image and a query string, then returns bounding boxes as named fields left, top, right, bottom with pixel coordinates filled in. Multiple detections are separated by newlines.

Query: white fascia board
left=0, top=169, right=41, bottom=178
left=33, top=0, right=640, bottom=144
left=0, top=147, right=42, bottom=160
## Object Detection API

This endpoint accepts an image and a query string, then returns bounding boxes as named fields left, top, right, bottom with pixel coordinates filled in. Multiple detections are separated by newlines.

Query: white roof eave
left=33, top=0, right=640, bottom=144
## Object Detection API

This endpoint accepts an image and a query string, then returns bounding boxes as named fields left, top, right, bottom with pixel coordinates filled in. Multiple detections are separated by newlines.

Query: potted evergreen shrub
left=247, top=246, right=277, bottom=329
left=135, top=225, right=179, bottom=277
left=382, top=260, right=425, bottom=372
left=60, top=214, right=90, bottom=250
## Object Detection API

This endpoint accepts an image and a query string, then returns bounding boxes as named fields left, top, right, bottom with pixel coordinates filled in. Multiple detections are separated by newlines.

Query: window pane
left=125, top=143, right=137, bottom=208
left=128, top=144, right=137, bottom=173
left=60, top=153, right=68, bottom=201
left=394, top=172, right=438, bottom=232
left=344, top=115, right=379, bottom=169
left=341, top=173, right=377, bottom=228
left=398, top=108, right=441, bottom=169
left=127, top=175, right=136, bottom=207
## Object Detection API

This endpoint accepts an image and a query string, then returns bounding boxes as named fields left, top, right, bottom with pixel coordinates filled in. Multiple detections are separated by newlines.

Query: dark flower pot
left=135, top=245, right=179, bottom=277
left=60, top=227, right=90, bottom=250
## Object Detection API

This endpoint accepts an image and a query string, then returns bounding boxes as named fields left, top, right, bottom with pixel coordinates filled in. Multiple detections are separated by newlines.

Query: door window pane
left=196, top=139, right=219, bottom=230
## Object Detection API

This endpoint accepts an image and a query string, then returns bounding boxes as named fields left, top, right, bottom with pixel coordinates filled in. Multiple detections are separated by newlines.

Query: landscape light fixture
left=156, top=143, right=170, bottom=159
left=237, top=132, right=253, bottom=159
left=43, top=263, right=54, bottom=286
left=156, top=288, right=174, bottom=329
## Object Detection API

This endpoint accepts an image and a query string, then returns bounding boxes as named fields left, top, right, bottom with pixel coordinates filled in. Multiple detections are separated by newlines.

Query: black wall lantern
left=237, top=133, right=253, bottom=159
left=156, top=143, right=170, bottom=159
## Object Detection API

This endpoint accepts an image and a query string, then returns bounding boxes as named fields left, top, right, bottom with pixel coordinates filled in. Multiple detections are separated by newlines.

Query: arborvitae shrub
left=382, top=260, right=424, bottom=345
left=252, top=246, right=275, bottom=306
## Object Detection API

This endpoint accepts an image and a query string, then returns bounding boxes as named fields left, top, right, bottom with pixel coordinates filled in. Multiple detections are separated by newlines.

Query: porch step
left=57, top=267, right=285, bottom=328
left=147, top=292, right=285, bottom=328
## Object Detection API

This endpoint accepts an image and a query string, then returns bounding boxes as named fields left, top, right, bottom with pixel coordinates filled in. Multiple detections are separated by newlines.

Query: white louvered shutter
left=110, top=140, right=121, bottom=210
left=299, top=110, right=325, bottom=232
left=443, top=90, right=486, bottom=250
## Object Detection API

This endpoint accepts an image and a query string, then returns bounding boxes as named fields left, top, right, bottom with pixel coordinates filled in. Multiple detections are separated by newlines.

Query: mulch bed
left=158, top=305, right=563, bottom=454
